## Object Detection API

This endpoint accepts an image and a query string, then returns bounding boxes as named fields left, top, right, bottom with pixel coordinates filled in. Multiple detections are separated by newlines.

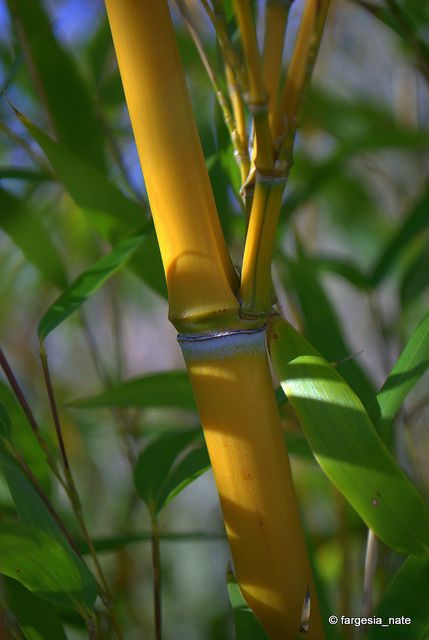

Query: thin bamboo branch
left=233, top=0, right=273, bottom=170
left=39, top=345, right=124, bottom=640
left=262, top=0, right=292, bottom=120
left=200, top=0, right=248, bottom=93
left=175, top=0, right=249, bottom=182
left=362, top=529, right=378, bottom=618
left=0, top=347, right=65, bottom=488
left=240, top=176, right=287, bottom=314
left=273, top=0, right=317, bottom=142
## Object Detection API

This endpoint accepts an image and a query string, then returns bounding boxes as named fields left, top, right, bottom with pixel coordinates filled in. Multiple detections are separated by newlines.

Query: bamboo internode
left=104, top=0, right=238, bottom=329
left=180, top=328, right=324, bottom=638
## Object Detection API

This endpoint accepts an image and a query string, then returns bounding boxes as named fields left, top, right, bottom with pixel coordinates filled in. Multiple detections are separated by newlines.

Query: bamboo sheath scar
left=105, top=1, right=324, bottom=637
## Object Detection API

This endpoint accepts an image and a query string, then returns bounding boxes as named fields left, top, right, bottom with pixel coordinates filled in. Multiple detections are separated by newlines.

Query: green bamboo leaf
left=0, top=408, right=97, bottom=613
left=315, top=256, right=370, bottom=291
left=38, top=233, right=144, bottom=341
left=156, top=445, right=211, bottom=510
left=268, top=318, right=429, bottom=556
left=4, top=578, right=67, bottom=640
left=68, top=371, right=196, bottom=412
left=17, top=112, right=166, bottom=297
left=373, top=310, right=429, bottom=442
left=0, top=187, right=67, bottom=289
left=0, top=167, right=51, bottom=181
left=79, top=531, right=225, bottom=555
left=282, top=253, right=376, bottom=410
left=371, top=188, right=429, bottom=286
left=400, top=242, right=429, bottom=307
left=134, top=429, right=207, bottom=513
left=0, top=403, right=11, bottom=438
left=0, top=522, right=92, bottom=611
left=227, top=571, right=268, bottom=640
left=17, top=112, right=142, bottom=238
left=6, top=0, right=106, bottom=170
left=369, top=556, right=429, bottom=639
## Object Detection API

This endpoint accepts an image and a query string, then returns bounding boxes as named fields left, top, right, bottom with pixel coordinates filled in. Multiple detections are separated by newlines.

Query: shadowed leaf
left=38, top=233, right=145, bottom=341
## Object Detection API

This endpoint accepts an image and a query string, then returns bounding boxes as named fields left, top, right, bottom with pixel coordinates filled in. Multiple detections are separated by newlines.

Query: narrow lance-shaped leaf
left=18, top=111, right=166, bottom=297
left=4, top=578, right=67, bottom=640
left=0, top=405, right=97, bottom=612
left=268, top=318, right=429, bottom=556
left=371, top=187, right=429, bottom=286
left=6, top=0, right=106, bottom=170
left=0, top=187, right=67, bottom=289
left=0, top=523, right=92, bottom=611
left=400, top=242, right=429, bottom=307
left=227, top=571, right=268, bottom=640
left=17, top=111, right=142, bottom=237
left=371, top=309, right=429, bottom=442
left=68, top=371, right=196, bottom=412
left=369, top=556, right=429, bottom=640
left=282, top=252, right=376, bottom=410
left=134, top=429, right=209, bottom=514
left=38, top=233, right=145, bottom=341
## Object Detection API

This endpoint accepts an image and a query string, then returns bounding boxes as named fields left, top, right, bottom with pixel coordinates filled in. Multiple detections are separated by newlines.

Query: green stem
left=39, top=345, right=124, bottom=640
left=0, top=348, right=66, bottom=488
left=150, top=512, right=162, bottom=640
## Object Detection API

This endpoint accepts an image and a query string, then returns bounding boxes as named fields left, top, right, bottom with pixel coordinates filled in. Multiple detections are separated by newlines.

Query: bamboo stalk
left=179, top=329, right=324, bottom=638
left=105, top=1, right=324, bottom=636
left=104, top=0, right=239, bottom=331
left=233, top=0, right=273, bottom=171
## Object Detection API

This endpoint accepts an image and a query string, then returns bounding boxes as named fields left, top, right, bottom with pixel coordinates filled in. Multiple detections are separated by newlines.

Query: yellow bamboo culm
left=105, top=1, right=325, bottom=637
left=104, top=0, right=238, bottom=330
left=180, top=328, right=324, bottom=639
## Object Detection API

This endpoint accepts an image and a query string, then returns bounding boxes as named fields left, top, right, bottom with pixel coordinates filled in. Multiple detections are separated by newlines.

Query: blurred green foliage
left=0, top=0, right=428, bottom=638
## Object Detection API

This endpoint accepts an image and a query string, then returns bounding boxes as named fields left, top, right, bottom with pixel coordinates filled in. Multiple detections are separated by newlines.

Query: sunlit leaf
left=281, top=252, right=376, bottom=410
left=372, top=310, right=429, bottom=443
left=0, top=410, right=97, bottom=613
left=38, top=233, right=145, bottom=341
left=268, top=318, right=429, bottom=556
left=0, top=522, right=93, bottom=610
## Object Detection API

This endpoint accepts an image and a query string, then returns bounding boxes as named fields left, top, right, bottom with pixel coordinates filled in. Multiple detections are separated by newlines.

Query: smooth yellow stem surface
left=241, top=179, right=285, bottom=315
left=105, top=0, right=238, bottom=327
left=180, top=330, right=324, bottom=639
left=263, top=0, right=290, bottom=120
left=233, top=0, right=273, bottom=170
left=273, top=0, right=317, bottom=140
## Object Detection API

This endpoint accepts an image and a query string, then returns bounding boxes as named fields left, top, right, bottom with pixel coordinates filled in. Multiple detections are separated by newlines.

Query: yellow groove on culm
left=105, top=1, right=325, bottom=637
